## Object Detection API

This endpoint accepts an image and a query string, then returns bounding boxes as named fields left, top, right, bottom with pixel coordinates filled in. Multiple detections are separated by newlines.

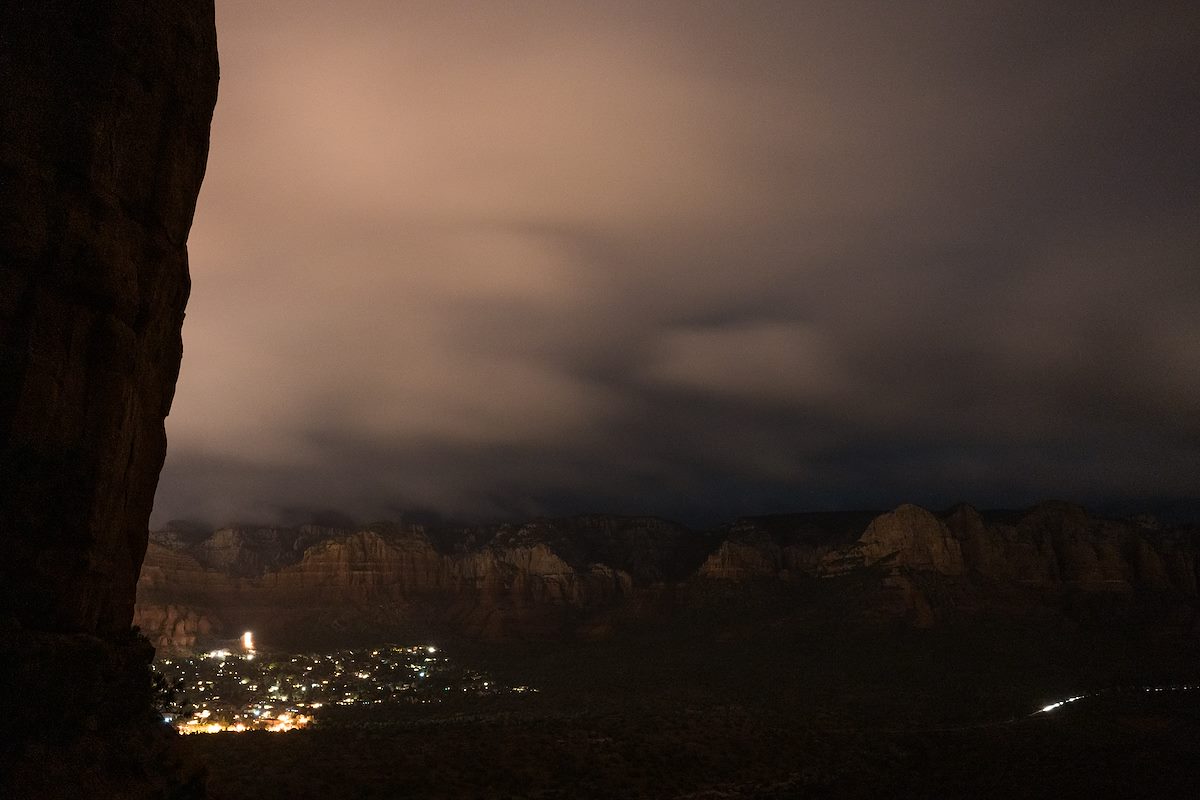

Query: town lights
left=158, top=642, right=532, bottom=735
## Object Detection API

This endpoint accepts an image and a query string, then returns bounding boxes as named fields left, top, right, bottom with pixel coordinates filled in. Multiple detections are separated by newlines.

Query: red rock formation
left=135, top=506, right=1200, bottom=652
left=1, top=2, right=219, bottom=635
left=698, top=535, right=783, bottom=580
left=136, top=526, right=638, bottom=651
left=839, top=504, right=965, bottom=576
left=0, top=3, right=218, bottom=796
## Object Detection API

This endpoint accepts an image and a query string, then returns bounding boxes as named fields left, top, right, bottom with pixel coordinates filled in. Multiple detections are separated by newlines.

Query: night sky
left=153, top=1, right=1200, bottom=527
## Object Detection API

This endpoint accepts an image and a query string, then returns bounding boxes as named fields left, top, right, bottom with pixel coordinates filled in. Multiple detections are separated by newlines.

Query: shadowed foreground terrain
left=187, top=621, right=1200, bottom=799
left=156, top=549, right=1200, bottom=798
left=192, top=699, right=1200, bottom=799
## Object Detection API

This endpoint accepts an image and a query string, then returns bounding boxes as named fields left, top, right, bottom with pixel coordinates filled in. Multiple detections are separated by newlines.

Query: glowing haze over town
left=154, top=1, right=1200, bottom=529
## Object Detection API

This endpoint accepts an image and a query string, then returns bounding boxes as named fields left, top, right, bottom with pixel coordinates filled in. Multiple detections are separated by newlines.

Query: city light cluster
left=158, top=641, right=532, bottom=734
left=175, top=710, right=311, bottom=734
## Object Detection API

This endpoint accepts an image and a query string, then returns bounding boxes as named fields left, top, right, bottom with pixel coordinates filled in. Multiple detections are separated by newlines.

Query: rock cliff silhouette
left=0, top=2, right=218, bottom=796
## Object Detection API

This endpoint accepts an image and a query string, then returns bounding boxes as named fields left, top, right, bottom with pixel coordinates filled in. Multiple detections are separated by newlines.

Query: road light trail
left=1029, top=685, right=1200, bottom=718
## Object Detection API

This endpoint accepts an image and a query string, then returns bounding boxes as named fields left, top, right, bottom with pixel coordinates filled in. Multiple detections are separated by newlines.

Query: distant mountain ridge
left=135, top=502, right=1200, bottom=652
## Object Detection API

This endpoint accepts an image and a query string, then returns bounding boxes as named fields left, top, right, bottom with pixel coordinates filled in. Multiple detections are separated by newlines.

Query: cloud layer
left=155, top=1, right=1200, bottom=525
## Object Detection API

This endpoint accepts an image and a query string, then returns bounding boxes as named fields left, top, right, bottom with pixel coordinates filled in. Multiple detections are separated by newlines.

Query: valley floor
left=184, top=620, right=1200, bottom=799
left=189, top=691, right=1200, bottom=799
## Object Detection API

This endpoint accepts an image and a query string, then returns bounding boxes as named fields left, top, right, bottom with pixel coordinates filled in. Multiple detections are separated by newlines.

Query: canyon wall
left=137, top=519, right=676, bottom=649
left=136, top=504, right=1200, bottom=651
left=0, top=2, right=218, bottom=796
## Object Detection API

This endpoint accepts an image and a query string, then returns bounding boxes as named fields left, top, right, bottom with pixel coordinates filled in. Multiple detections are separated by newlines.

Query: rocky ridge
left=136, top=503, right=1200, bottom=651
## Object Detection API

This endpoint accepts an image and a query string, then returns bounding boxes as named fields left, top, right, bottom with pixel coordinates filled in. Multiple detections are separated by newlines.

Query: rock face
left=842, top=504, right=965, bottom=576
left=0, top=3, right=217, bottom=797
left=137, top=521, right=654, bottom=649
left=698, top=534, right=784, bottom=580
left=697, top=512, right=875, bottom=579
left=0, top=0, right=219, bottom=636
left=135, top=505, right=1200, bottom=652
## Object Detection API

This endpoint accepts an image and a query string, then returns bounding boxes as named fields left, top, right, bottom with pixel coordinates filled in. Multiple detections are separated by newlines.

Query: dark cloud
left=154, top=1, right=1200, bottom=526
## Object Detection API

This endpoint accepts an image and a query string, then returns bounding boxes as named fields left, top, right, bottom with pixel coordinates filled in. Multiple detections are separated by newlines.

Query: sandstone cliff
left=137, top=521, right=647, bottom=649
left=830, top=504, right=965, bottom=576
left=0, top=3, right=218, bottom=797
left=135, top=505, right=1200, bottom=652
